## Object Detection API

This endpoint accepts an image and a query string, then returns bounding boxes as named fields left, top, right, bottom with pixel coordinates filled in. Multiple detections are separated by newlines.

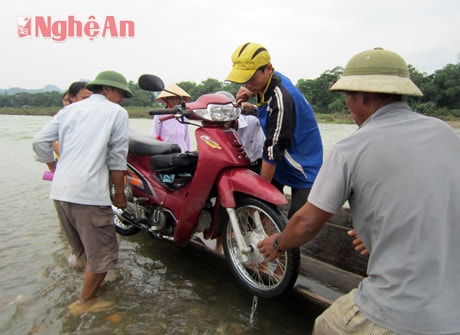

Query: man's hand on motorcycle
left=257, top=233, right=281, bottom=262
left=241, top=102, right=258, bottom=115
left=112, top=192, right=127, bottom=209
left=236, top=86, right=255, bottom=104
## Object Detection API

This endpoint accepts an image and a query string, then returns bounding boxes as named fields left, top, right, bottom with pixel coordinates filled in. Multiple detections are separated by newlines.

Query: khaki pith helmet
left=86, top=70, right=133, bottom=98
left=329, top=47, right=423, bottom=96
left=226, top=42, right=271, bottom=84
left=155, top=83, right=191, bottom=101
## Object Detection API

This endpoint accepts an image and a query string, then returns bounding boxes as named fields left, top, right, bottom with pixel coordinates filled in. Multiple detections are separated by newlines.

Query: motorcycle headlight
left=193, top=103, right=241, bottom=122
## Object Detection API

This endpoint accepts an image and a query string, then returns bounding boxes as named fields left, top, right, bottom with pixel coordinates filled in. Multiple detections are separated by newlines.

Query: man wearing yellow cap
left=226, top=42, right=323, bottom=218
left=258, top=48, right=460, bottom=334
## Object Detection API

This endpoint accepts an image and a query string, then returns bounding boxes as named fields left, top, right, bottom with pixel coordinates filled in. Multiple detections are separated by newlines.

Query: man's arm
left=46, top=161, right=57, bottom=172
left=264, top=88, right=294, bottom=162
left=108, top=109, right=129, bottom=209
left=110, top=170, right=127, bottom=209
left=33, top=118, right=59, bottom=164
left=257, top=201, right=333, bottom=261
left=260, top=160, right=276, bottom=182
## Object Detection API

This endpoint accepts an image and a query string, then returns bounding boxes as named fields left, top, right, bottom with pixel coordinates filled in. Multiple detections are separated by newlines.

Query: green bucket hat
left=329, top=48, right=423, bottom=96
left=86, top=70, right=133, bottom=98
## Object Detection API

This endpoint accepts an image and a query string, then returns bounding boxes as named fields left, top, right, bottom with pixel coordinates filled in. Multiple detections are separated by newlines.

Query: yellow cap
left=226, top=42, right=271, bottom=84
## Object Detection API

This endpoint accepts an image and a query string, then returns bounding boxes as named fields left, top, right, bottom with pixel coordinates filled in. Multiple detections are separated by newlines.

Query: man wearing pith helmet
left=33, top=70, right=132, bottom=315
left=227, top=42, right=323, bottom=219
left=258, top=48, right=460, bottom=334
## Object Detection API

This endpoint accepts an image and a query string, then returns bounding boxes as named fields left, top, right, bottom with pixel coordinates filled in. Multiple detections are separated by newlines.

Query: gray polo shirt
left=309, top=102, right=460, bottom=334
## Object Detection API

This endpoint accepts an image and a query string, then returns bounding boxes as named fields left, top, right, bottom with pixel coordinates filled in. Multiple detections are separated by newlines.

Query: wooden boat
left=288, top=205, right=366, bottom=316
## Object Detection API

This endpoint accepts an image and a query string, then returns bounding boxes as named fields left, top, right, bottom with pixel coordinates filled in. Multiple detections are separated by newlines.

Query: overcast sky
left=1, top=0, right=459, bottom=90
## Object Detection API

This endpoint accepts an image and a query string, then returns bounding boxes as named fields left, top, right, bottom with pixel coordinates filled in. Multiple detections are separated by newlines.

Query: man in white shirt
left=33, top=70, right=132, bottom=315
left=215, top=90, right=265, bottom=172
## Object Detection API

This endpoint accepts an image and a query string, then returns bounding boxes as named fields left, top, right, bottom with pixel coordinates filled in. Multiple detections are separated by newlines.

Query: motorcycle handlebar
left=148, top=109, right=191, bottom=118
left=148, top=108, right=176, bottom=115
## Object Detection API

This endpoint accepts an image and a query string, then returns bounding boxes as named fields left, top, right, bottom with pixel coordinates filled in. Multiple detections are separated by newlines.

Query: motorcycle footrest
left=121, top=212, right=136, bottom=222
left=135, top=197, right=149, bottom=204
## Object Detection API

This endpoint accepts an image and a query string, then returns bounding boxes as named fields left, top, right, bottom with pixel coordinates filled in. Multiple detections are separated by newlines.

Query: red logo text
left=17, top=16, right=135, bottom=42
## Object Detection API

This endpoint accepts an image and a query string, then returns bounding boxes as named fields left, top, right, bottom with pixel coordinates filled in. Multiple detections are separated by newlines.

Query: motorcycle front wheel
left=221, top=196, right=300, bottom=298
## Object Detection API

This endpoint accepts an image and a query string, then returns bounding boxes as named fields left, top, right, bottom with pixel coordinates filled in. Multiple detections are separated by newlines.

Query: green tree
left=220, top=82, right=241, bottom=100
left=122, top=81, right=155, bottom=107
left=175, top=81, right=199, bottom=101
left=297, top=67, right=343, bottom=113
left=407, top=62, right=460, bottom=115
left=2, top=60, right=460, bottom=120
left=0, top=93, right=12, bottom=107
left=175, top=81, right=196, bottom=99
left=193, top=78, right=224, bottom=98
left=406, top=65, right=432, bottom=113
left=431, top=63, right=460, bottom=109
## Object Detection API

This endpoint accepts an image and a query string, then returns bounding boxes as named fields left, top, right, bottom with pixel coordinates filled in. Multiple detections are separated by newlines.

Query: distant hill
left=0, top=85, right=63, bottom=95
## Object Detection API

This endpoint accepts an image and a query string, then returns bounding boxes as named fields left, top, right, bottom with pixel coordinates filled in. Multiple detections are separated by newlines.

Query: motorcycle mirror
left=138, top=74, right=165, bottom=92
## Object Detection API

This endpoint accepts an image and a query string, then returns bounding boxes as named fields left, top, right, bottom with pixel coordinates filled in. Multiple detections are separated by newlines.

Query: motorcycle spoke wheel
left=222, top=196, right=299, bottom=298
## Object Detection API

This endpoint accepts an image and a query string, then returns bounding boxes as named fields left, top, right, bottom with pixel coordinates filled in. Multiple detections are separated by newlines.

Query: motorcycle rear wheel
left=221, top=196, right=300, bottom=298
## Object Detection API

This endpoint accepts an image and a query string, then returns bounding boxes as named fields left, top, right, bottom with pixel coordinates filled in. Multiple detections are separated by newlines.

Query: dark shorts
left=272, top=180, right=311, bottom=218
left=53, top=200, right=119, bottom=273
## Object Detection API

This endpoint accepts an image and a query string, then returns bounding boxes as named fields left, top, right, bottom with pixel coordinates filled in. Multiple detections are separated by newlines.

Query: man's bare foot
left=67, top=253, right=85, bottom=270
left=69, top=297, right=115, bottom=315
left=100, top=272, right=122, bottom=290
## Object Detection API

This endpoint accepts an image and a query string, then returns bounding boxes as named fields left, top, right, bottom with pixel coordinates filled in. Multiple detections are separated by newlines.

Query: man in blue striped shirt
left=226, top=42, right=323, bottom=218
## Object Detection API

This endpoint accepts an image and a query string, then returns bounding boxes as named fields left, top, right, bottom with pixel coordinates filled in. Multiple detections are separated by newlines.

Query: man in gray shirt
left=258, top=48, right=460, bottom=334
left=33, top=70, right=132, bottom=315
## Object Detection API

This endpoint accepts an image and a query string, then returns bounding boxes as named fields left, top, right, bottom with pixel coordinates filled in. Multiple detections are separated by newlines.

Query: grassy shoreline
left=1, top=107, right=459, bottom=129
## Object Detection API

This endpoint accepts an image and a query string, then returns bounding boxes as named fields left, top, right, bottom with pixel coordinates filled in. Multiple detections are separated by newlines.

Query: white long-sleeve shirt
left=237, top=114, right=265, bottom=163
left=33, top=94, right=129, bottom=206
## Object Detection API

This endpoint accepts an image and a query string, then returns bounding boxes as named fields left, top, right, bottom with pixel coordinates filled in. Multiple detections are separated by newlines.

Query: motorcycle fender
left=216, top=168, right=287, bottom=208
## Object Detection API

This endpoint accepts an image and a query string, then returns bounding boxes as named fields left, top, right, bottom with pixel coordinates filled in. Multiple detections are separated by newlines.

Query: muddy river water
left=0, top=115, right=362, bottom=334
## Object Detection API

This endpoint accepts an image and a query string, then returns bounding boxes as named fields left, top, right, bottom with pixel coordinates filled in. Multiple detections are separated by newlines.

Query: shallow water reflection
left=0, top=114, right=314, bottom=335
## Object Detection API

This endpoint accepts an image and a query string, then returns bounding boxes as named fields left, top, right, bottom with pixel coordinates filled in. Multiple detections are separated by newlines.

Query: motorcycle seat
left=151, top=151, right=198, bottom=174
left=128, top=129, right=181, bottom=156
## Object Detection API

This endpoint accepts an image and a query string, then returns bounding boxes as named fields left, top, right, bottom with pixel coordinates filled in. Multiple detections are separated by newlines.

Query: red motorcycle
left=112, top=74, right=300, bottom=297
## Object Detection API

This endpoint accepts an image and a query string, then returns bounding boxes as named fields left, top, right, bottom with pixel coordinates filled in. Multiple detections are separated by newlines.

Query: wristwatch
left=273, top=236, right=284, bottom=253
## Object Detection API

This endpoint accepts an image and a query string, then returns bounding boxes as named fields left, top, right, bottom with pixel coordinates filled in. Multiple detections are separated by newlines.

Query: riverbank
left=1, top=107, right=460, bottom=128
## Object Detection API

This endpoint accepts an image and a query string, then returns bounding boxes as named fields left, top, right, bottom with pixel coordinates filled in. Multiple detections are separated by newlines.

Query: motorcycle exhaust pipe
left=111, top=205, right=137, bottom=224
left=111, top=205, right=123, bottom=216
left=112, top=205, right=174, bottom=242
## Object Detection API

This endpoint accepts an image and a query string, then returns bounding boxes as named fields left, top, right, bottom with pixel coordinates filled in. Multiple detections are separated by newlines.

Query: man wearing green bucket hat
left=86, top=70, right=133, bottom=99
left=258, top=48, right=460, bottom=334
left=33, top=70, right=132, bottom=315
